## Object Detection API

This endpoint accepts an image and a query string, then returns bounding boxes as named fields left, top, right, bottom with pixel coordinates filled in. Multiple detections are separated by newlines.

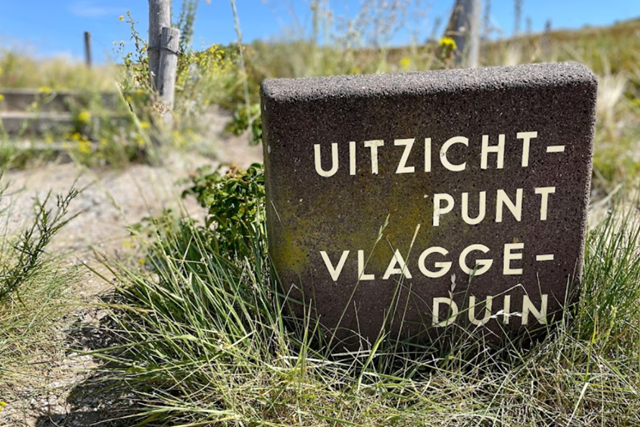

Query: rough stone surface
left=261, top=62, right=597, bottom=349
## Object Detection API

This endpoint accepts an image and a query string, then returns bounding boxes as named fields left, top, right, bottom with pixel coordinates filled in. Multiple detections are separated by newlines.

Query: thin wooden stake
left=157, top=26, right=180, bottom=122
left=148, top=0, right=171, bottom=89
left=444, top=0, right=481, bottom=68
left=84, top=31, right=92, bottom=68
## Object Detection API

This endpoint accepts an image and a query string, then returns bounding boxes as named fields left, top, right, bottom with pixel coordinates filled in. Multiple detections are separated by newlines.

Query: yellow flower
left=119, top=15, right=124, bottom=21
left=78, top=139, right=92, bottom=155
left=138, top=258, right=145, bottom=264
left=45, top=135, right=54, bottom=144
left=38, top=86, right=52, bottom=95
left=439, top=36, right=457, bottom=51
left=0, top=401, right=6, bottom=412
left=139, top=121, right=151, bottom=130
left=0, top=94, right=4, bottom=102
left=135, top=134, right=146, bottom=147
left=399, top=57, right=411, bottom=71
left=77, top=110, right=91, bottom=124
left=71, top=132, right=81, bottom=141
left=0, top=66, right=3, bottom=74
left=172, top=130, right=186, bottom=147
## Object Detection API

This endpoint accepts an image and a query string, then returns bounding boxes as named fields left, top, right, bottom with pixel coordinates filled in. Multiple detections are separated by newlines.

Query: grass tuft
left=93, top=168, right=640, bottom=426
left=0, top=178, right=81, bottom=400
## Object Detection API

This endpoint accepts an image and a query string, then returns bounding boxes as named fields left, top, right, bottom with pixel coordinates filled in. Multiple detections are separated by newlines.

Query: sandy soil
left=0, top=110, right=263, bottom=427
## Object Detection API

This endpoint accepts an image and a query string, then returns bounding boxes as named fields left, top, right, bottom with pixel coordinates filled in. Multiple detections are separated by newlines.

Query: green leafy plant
left=174, top=0, right=199, bottom=54
left=182, top=163, right=265, bottom=258
left=118, top=12, right=151, bottom=94
left=224, top=103, right=262, bottom=145
left=0, top=188, right=79, bottom=301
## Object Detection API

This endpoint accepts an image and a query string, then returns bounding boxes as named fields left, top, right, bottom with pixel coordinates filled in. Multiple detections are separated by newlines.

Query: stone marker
left=261, top=62, right=597, bottom=348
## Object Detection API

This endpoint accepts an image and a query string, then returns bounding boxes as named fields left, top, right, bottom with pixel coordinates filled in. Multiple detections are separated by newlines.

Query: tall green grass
left=95, top=169, right=640, bottom=425
left=0, top=180, right=80, bottom=399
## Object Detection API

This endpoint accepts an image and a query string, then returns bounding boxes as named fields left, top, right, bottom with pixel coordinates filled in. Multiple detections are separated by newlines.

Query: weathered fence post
left=541, top=19, right=552, bottom=60
left=443, top=0, right=481, bottom=68
left=157, top=27, right=180, bottom=113
left=84, top=31, right=92, bottom=68
left=148, top=0, right=171, bottom=89
left=149, top=0, right=179, bottom=126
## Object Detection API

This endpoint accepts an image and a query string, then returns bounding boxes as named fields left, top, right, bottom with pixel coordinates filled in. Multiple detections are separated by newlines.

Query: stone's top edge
left=261, top=62, right=597, bottom=102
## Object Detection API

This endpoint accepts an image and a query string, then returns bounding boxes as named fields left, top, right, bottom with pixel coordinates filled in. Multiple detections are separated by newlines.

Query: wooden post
left=157, top=27, right=180, bottom=111
left=84, top=31, right=92, bottom=68
left=541, top=19, right=552, bottom=60
left=444, top=0, right=481, bottom=68
left=148, top=0, right=171, bottom=89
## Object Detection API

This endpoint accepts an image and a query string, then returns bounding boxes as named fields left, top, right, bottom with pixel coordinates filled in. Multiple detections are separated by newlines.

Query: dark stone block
left=261, top=62, right=597, bottom=350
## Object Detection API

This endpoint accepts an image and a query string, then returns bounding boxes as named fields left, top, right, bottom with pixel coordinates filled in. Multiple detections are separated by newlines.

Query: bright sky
left=0, top=0, right=637, bottom=63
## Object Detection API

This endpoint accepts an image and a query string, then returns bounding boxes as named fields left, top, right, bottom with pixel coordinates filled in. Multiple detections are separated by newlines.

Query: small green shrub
left=224, top=103, right=262, bottom=145
left=0, top=188, right=79, bottom=301
left=182, top=163, right=265, bottom=259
